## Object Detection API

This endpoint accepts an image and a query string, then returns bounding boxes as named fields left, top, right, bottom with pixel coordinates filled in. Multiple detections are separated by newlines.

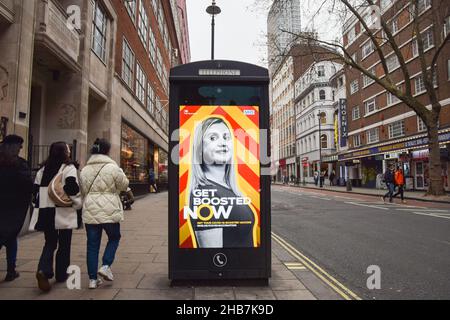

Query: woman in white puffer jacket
left=80, top=138, right=129, bottom=289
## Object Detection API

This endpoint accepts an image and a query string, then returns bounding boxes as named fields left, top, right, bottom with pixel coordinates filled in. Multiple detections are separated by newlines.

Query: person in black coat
left=0, top=135, right=32, bottom=281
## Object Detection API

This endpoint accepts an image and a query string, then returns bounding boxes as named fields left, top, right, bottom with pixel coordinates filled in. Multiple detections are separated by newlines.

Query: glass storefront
left=121, top=122, right=150, bottom=184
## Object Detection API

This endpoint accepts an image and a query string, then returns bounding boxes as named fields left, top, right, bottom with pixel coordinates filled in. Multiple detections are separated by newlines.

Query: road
left=271, top=185, right=450, bottom=300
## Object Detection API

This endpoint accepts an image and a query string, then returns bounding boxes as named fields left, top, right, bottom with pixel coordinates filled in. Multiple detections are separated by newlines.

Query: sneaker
left=88, top=278, right=103, bottom=289
left=381, top=196, right=385, bottom=203
left=98, top=265, right=114, bottom=281
left=402, top=200, right=407, bottom=204
left=4, top=271, right=20, bottom=282
left=36, top=270, right=51, bottom=292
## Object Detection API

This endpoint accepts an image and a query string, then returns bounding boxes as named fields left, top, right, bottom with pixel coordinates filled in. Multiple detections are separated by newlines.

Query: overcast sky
left=186, top=0, right=269, bottom=67
left=185, top=0, right=343, bottom=68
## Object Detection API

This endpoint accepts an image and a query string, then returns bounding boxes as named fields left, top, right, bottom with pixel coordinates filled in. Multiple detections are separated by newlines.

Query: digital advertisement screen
left=179, top=105, right=261, bottom=249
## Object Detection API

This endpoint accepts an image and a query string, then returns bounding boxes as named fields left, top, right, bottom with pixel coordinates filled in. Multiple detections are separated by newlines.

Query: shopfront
left=340, top=130, right=450, bottom=191
left=121, top=121, right=167, bottom=195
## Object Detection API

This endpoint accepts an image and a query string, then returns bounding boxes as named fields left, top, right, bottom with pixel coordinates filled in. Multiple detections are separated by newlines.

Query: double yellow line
left=272, top=232, right=362, bottom=300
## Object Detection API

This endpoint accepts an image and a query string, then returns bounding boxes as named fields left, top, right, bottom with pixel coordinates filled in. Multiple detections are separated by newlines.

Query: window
left=422, top=28, right=434, bottom=50
left=391, top=19, right=398, bottom=34
left=122, top=39, right=134, bottom=89
left=448, top=60, right=450, bottom=81
left=418, top=0, right=431, bottom=14
left=389, top=120, right=405, bottom=138
left=380, top=0, right=393, bottom=11
left=319, top=90, right=326, bottom=100
left=138, top=0, right=148, bottom=49
left=317, top=65, right=325, bottom=77
left=320, top=134, right=328, bottom=149
left=386, top=54, right=399, bottom=72
left=338, top=77, right=344, bottom=87
left=365, top=98, right=377, bottom=114
left=387, top=91, right=400, bottom=105
left=353, top=135, right=361, bottom=147
left=92, top=0, right=107, bottom=61
left=350, top=79, right=359, bottom=94
left=352, top=106, right=360, bottom=120
left=348, top=27, right=356, bottom=43
left=135, top=63, right=146, bottom=104
left=362, top=41, right=374, bottom=59
left=147, top=83, right=155, bottom=114
left=320, top=112, right=326, bottom=124
left=415, top=74, right=426, bottom=94
left=412, top=39, right=418, bottom=57
left=367, top=128, right=379, bottom=143
left=149, top=30, right=156, bottom=64
left=444, top=16, right=450, bottom=38
left=417, top=116, right=427, bottom=132
left=363, top=68, right=376, bottom=87
left=125, top=0, right=136, bottom=23
left=151, top=0, right=158, bottom=14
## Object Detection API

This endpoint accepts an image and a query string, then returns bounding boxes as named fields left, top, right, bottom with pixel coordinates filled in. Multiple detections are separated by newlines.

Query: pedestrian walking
left=149, top=168, right=158, bottom=193
left=393, top=166, right=406, bottom=203
left=329, top=170, right=336, bottom=186
left=80, top=138, right=129, bottom=289
left=120, top=187, right=135, bottom=210
left=382, top=165, right=395, bottom=203
left=319, top=170, right=325, bottom=188
left=0, top=135, right=32, bottom=282
left=29, top=142, right=82, bottom=292
left=314, top=171, right=319, bottom=186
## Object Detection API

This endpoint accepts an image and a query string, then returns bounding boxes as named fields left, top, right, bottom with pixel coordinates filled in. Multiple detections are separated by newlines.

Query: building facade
left=295, top=61, right=342, bottom=184
left=341, top=0, right=450, bottom=191
left=267, top=0, right=301, bottom=76
left=0, top=0, right=189, bottom=194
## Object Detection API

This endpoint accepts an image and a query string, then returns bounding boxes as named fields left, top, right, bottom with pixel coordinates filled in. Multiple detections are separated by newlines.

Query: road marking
left=309, top=196, right=332, bottom=201
left=333, top=196, right=358, bottom=200
left=396, top=208, right=449, bottom=212
left=272, top=232, right=362, bottom=301
left=344, top=202, right=389, bottom=211
left=411, top=212, right=450, bottom=220
left=284, top=262, right=307, bottom=270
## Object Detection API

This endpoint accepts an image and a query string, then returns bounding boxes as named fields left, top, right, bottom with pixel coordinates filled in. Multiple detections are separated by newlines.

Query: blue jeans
left=85, top=224, right=121, bottom=280
left=0, top=238, right=18, bottom=273
left=384, top=183, right=395, bottom=201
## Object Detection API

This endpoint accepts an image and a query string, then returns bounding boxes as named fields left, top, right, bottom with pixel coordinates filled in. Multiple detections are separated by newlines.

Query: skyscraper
left=267, top=0, right=301, bottom=75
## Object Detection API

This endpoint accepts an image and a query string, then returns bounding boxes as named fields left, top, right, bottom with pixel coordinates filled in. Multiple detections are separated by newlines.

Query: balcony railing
left=35, top=0, right=81, bottom=71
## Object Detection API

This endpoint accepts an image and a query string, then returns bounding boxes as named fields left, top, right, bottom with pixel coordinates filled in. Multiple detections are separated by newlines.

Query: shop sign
left=339, top=132, right=450, bottom=161
left=339, top=99, right=348, bottom=148
left=412, top=149, right=429, bottom=159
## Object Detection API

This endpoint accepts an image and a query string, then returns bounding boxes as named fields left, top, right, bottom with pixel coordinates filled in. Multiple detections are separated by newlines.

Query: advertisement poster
left=179, top=105, right=260, bottom=249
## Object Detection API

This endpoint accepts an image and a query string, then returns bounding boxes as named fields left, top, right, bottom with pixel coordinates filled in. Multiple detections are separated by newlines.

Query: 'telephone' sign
left=198, top=69, right=241, bottom=76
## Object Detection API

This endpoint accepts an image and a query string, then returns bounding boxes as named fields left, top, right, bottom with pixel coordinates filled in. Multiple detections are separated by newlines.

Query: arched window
left=321, top=134, right=328, bottom=149
left=319, top=90, right=326, bottom=100
left=320, top=112, right=327, bottom=124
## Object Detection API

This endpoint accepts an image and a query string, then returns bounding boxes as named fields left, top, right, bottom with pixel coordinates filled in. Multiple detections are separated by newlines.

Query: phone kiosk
left=168, top=60, right=271, bottom=284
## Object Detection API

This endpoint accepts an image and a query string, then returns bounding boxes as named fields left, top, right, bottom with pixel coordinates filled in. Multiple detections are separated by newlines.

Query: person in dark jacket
left=149, top=168, right=158, bottom=193
left=382, top=165, right=395, bottom=203
left=0, top=135, right=32, bottom=281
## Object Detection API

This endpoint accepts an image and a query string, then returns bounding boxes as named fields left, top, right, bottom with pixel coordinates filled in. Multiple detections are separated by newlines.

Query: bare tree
left=263, top=0, right=450, bottom=195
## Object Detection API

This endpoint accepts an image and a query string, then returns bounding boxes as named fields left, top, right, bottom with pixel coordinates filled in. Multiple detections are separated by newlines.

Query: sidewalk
left=276, top=183, right=450, bottom=204
left=0, top=192, right=344, bottom=300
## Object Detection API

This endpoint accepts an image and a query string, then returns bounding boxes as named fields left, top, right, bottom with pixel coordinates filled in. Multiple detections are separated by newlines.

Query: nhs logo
left=243, top=109, right=255, bottom=116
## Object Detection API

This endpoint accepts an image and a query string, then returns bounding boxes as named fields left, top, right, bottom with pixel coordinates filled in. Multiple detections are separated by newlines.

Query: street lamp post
left=318, top=111, right=323, bottom=188
left=206, top=1, right=221, bottom=60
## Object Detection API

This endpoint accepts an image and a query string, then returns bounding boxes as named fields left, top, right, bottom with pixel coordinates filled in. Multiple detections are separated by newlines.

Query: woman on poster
left=187, top=117, right=257, bottom=248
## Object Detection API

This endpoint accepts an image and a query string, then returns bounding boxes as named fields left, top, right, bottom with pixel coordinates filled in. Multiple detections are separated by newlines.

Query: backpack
left=48, top=165, right=72, bottom=207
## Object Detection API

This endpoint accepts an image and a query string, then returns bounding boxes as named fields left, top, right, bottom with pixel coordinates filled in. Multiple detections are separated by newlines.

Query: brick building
left=341, top=0, right=450, bottom=191
left=0, top=0, right=189, bottom=194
